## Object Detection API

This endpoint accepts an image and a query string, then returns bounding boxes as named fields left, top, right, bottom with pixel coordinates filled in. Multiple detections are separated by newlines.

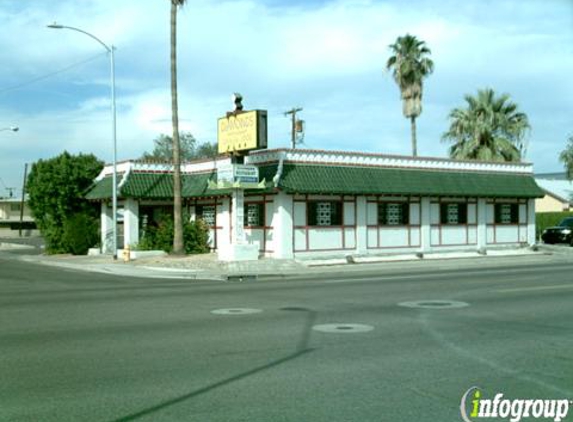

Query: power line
left=0, top=52, right=106, bottom=96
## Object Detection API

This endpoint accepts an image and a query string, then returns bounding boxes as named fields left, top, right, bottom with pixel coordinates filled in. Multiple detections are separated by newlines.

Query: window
left=244, top=203, right=264, bottom=227
left=495, top=203, right=518, bottom=224
left=308, top=201, right=342, bottom=226
left=440, top=203, right=467, bottom=224
left=10, top=204, right=21, bottom=212
left=378, top=203, right=409, bottom=225
left=196, top=205, right=216, bottom=227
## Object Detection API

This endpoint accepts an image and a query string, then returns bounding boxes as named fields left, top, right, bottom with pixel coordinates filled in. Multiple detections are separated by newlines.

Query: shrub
left=62, top=212, right=100, bottom=255
left=184, top=219, right=210, bottom=254
left=138, top=215, right=210, bottom=254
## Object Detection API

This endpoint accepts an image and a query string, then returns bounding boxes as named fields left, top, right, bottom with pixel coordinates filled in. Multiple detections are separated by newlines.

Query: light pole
left=0, top=126, right=19, bottom=132
left=47, top=23, right=118, bottom=259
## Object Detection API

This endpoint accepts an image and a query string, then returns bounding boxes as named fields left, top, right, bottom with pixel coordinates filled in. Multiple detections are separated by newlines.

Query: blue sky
left=0, top=0, right=572, bottom=197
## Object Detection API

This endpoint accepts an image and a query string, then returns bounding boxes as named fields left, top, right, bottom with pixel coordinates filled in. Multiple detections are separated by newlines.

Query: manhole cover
left=398, top=300, right=469, bottom=309
left=211, top=308, right=263, bottom=315
left=312, top=323, right=374, bottom=333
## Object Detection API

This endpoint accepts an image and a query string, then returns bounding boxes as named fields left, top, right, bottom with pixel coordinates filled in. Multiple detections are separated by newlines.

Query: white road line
left=497, top=284, right=573, bottom=293
left=323, top=268, right=560, bottom=285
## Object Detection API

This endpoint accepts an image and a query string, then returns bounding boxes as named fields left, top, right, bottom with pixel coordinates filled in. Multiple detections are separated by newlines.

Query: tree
left=195, top=141, right=218, bottom=160
left=170, top=0, right=187, bottom=255
left=26, top=152, right=103, bottom=253
left=141, top=133, right=218, bottom=161
left=559, top=134, right=573, bottom=180
left=386, top=34, right=434, bottom=157
left=442, top=88, right=530, bottom=162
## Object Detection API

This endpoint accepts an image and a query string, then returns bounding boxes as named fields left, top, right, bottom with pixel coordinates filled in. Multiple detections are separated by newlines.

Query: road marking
left=497, top=284, right=573, bottom=293
left=211, top=308, right=263, bottom=315
left=312, top=323, right=374, bottom=333
left=398, top=300, right=469, bottom=309
left=323, top=266, right=573, bottom=285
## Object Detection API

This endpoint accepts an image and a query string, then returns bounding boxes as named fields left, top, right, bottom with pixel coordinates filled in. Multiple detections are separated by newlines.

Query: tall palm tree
left=386, top=34, right=434, bottom=157
left=442, top=88, right=530, bottom=162
left=170, top=0, right=186, bottom=255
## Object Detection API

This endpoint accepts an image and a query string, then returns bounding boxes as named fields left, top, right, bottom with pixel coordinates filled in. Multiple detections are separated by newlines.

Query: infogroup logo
left=460, top=387, right=571, bottom=422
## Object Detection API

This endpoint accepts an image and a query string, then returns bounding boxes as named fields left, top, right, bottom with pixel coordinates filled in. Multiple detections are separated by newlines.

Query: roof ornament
left=226, top=92, right=244, bottom=118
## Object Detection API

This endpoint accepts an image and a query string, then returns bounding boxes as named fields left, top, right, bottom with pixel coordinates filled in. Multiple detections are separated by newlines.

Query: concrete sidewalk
left=5, top=242, right=569, bottom=281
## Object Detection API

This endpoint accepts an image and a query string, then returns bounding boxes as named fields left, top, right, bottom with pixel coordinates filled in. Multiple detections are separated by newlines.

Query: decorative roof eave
left=93, top=157, right=233, bottom=181
left=246, top=148, right=534, bottom=175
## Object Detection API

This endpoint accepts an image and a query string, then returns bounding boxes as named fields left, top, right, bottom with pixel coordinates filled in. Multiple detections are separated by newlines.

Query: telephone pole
left=284, top=107, right=303, bottom=149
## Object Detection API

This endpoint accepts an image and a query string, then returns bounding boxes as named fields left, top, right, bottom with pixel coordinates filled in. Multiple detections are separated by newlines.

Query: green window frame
left=378, top=203, right=409, bottom=226
left=244, top=203, right=265, bottom=227
left=440, top=203, right=467, bottom=225
left=494, top=203, right=519, bottom=224
left=307, top=201, right=342, bottom=226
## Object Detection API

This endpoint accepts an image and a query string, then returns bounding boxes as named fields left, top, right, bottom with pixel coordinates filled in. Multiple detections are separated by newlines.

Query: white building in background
left=0, top=196, right=36, bottom=237
left=87, top=149, right=544, bottom=259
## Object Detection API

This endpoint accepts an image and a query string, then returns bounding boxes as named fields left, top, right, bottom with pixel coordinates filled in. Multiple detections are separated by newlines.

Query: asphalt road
left=1, top=252, right=572, bottom=422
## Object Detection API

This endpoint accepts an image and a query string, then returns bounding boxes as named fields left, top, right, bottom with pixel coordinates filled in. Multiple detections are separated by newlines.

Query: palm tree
left=386, top=34, right=434, bottom=157
left=442, top=88, right=530, bottom=162
left=170, top=0, right=186, bottom=255
left=559, top=134, right=573, bottom=180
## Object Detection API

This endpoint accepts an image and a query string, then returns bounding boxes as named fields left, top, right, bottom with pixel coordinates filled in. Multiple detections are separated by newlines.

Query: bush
left=62, top=212, right=100, bottom=255
left=138, top=215, right=210, bottom=254
left=536, top=211, right=573, bottom=239
left=184, top=219, right=210, bottom=254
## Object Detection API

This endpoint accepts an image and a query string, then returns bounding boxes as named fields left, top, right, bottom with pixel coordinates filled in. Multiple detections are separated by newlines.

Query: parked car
left=541, top=217, right=573, bottom=245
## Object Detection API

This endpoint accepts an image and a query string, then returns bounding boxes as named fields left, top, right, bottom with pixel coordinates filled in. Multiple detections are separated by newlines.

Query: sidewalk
left=5, top=242, right=569, bottom=281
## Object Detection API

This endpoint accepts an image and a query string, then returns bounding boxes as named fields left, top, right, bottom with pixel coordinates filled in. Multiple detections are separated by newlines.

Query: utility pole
left=284, top=107, right=303, bottom=149
left=19, top=163, right=28, bottom=237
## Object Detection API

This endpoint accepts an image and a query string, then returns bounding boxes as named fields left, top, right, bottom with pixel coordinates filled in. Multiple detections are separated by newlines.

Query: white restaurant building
left=86, top=148, right=544, bottom=259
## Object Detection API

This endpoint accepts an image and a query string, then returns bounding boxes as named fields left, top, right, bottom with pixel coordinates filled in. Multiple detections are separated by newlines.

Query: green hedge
left=536, top=211, right=573, bottom=239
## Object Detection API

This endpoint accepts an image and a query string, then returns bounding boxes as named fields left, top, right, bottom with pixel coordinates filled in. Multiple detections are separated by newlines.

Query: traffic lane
left=2, top=259, right=573, bottom=421
left=1, top=259, right=571, bottom=338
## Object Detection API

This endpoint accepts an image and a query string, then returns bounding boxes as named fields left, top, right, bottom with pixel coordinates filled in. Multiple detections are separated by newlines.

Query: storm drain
left=398, top=300, right=469, bottom=309
left=210, top=308, right=263, bottom=315
left=312, top=323, right=374, bottom=333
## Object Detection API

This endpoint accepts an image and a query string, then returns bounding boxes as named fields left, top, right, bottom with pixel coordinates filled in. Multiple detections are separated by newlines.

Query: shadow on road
left=108, top=307, right=317, bottom=422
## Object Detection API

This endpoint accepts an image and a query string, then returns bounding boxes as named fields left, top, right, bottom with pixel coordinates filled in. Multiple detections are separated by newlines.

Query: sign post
left=212, top=100, right=268, bottom=261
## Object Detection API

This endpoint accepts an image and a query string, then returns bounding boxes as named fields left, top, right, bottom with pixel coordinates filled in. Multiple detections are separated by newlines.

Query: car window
left=558, top=218, right=573, bottom=227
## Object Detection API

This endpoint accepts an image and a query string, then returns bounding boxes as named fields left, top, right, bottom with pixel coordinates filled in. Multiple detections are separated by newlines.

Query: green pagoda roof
left=86, top=163, right=544, bottom=200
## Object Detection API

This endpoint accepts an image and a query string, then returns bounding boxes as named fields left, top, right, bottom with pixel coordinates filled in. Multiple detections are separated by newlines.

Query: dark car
left=541, top=217, right=573, bottom=245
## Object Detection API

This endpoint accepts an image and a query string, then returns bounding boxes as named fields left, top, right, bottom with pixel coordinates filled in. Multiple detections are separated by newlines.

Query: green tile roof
left=86, top=171, right=274, bottom=200
left=274, top=164, right=544, bottom=198
left=86, top=164, right=544, bottom=200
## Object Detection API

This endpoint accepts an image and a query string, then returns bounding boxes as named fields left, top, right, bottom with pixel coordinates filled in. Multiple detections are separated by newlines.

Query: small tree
left=26, top=152, right=103, bottom=254
left=559, top=134, right=573, bottom=180
left=142, top=133, right=218, bottom=162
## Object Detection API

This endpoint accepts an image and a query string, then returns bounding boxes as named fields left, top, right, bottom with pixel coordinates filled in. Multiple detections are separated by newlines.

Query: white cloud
left=0, top=0, right=572, bottom=195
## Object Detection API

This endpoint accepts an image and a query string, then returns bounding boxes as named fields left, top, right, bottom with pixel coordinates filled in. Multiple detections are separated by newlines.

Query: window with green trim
left=308, top=201, right=342, bottom=226
left=440, top=203, right=467, bottom=225
left=196, top=205, right=216, bottom=227
left=244, top=203, right=264, bottom=227
left=378, top=203, right=409, bottom=225
left=495, top=203, right=518, bottom=224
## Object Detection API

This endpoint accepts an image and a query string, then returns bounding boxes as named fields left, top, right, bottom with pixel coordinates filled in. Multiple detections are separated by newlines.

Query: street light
left=47, top=22, right=118, bottom=259
left=0, top=126, right=19, bottom=132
